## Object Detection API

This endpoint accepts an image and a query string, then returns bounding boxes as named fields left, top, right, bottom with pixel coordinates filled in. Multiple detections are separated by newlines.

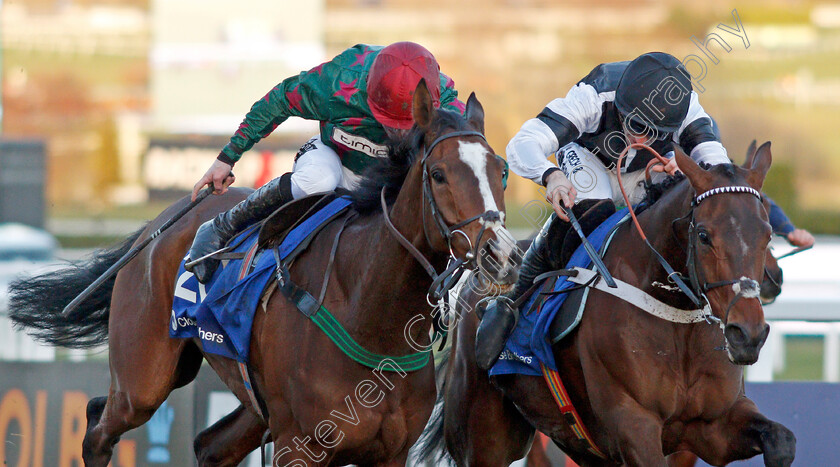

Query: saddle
left=214, top=192, right=347, bottom=278
left=530, top=199, right=617, bottom=343
left=257, top=192, right=339, bottom=249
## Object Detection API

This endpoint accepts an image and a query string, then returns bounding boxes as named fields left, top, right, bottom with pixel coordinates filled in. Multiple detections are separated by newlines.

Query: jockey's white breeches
left=289, top=136, right=362, bottom=199
left=557, top=143, right=669, bottom=208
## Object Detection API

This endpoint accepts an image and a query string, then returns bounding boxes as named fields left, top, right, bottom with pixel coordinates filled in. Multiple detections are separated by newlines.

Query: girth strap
left=540, top=364, right=607, bottom=459
left=237, top=362, right=270, bottom=423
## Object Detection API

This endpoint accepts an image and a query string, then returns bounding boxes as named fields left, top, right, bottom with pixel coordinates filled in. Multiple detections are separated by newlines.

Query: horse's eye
left=431, top=170, right=446, bottom=184
left=698, top=230, right=712, bottom=245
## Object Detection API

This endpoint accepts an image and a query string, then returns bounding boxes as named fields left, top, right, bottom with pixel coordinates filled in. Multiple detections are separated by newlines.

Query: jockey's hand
left=192, top=159, right=235, bottom=201
left=545, top=170, right=577, bottom=222
left=786, top=228, right=815, bottom=248
left=650, top=157, right=681, bottom=176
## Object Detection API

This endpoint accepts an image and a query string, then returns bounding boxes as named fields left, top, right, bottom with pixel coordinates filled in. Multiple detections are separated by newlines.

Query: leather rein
left=616, top=143, right=764, bottom=328
left=380, top=130, right=502, bottom=303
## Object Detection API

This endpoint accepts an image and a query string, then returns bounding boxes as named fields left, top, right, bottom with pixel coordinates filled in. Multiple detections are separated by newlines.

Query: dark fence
left=0, top=361, right=837, bottom=466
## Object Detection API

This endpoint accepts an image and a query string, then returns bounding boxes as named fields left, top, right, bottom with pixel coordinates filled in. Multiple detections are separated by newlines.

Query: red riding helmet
left=366, top=42, right=441, bottom=130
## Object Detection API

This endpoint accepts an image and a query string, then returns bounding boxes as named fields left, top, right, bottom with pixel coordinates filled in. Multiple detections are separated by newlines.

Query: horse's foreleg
left=194, top=404, right=268, bottom=466
left=681, top=397, right=795, bottom=467
left=600, top=404, right=667, bottom=467
left=445, top=313, right=535, bottom=466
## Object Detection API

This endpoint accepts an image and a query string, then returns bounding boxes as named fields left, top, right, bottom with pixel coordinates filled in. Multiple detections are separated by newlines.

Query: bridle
left=616, top=143, right=765, bottom=328
left=381, top=129, right=504, bottom=303
left=682, top=185, right=764, bottom=327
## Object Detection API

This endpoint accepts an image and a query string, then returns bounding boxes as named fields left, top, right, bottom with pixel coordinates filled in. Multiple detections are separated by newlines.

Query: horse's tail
left=7, top=226, right=147, bottom=349
left=414, top=346, right=455, bottom=466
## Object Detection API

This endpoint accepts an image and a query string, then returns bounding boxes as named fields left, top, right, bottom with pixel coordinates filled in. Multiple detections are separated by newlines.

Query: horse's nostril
left=724, top=323, right=749, bottom=347
left=760, top=322, right=770, bottom=342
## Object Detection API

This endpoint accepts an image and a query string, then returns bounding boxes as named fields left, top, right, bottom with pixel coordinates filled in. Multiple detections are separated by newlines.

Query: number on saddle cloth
left=170, top=194, right=355, bottom=363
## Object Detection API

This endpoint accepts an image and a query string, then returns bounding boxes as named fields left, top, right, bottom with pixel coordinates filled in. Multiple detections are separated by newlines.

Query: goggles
left=623, top=115, right=672, bottom=141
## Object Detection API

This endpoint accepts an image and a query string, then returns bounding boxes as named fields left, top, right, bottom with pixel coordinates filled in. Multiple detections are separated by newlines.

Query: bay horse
left=418, top=142, right=796, bottom=466
left=9, top=81, right=519, bottom=466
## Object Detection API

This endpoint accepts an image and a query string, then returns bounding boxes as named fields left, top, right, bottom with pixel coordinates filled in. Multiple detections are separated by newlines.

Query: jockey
left=186, top=42, right=465, bottom=283
left=475, top=51, right=814, bottom=370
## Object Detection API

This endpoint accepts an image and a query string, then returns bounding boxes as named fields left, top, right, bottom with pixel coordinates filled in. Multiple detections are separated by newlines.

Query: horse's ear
left=412, top=79, right=435, bottom=130
left=674, top=145, right=713, bottom=191
left=743, top=139, right=758, bottom=168
left=747, top=141, right=772, bottom=190
left=465, top=92, right=485, bottom=134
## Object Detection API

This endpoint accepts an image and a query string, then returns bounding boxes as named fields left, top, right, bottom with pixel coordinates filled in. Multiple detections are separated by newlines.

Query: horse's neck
left=631, top=182, right=695, bottom=307
left=340, top=166, right=447, bottom=351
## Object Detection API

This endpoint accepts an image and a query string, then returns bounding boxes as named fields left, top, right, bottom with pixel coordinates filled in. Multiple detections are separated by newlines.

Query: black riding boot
left=187, top=172, right=294, bottom=283
left=475, top=213, right=570, bottom=370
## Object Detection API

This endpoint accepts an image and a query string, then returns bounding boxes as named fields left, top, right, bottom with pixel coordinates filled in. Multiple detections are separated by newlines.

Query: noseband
left=682, top=185, right=764, bottom=327
left=381, top=129, right=504, bottom=303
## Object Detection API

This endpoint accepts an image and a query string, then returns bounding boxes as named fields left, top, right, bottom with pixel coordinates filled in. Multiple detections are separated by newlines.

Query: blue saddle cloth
left=489, top=208, right=629, bottom=376
left=169, top=196, right=352, bottom=362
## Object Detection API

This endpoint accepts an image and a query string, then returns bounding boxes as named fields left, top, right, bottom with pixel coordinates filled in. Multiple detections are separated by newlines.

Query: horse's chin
left=725, top=344, right=761, bottom=366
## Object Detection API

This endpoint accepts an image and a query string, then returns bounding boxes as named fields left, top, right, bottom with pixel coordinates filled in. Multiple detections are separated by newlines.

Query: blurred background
left=2, top=0, right=840, bottom=235
left=0, top=0, right=839, bottom=465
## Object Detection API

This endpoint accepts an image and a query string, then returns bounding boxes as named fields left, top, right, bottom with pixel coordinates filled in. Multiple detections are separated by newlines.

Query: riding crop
left=61, top=185, right=214, bottom=317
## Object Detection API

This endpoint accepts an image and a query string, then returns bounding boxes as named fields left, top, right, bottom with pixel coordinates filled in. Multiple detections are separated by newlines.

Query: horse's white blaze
left=730, top=215, right=749, bottom=256
left=458, top=141, right=516, bottom=265
left=458, top=141, right=498, bottom=215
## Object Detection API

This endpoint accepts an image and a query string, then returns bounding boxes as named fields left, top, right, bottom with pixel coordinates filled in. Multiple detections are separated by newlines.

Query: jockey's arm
left=673, top=92, right=730, bottom=166
left=767, top=197, right=816, bottom=248
left=439, top=73, right=467, bottom=115
left=507, top=83, right=606, bottom=185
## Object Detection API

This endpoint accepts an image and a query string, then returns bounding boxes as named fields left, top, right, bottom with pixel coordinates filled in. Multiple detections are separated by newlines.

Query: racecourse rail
left=2, top=237, right=839, bottom=378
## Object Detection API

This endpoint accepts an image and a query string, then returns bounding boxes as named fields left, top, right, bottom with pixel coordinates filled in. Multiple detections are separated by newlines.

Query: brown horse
left=418, top=142, right=796, bottom=466
left=9, top=81, right=519, bottom=466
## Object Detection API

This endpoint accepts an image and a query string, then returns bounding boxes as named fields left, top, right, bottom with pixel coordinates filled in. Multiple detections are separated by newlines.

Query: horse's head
left=746, top=141, right=785, bottom=305
left=409, top=79, right=519, bottom=290
left=761, top=247, right=783, bottom=304
left=674, top=142, right=773, bottom=365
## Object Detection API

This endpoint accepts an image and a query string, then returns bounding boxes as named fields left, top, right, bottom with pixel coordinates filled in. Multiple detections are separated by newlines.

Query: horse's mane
left=642, top=161, right=737, bottom=206
left=642, top=172, right=686, bottom=206
left=348, top=109, right=468, bottom=213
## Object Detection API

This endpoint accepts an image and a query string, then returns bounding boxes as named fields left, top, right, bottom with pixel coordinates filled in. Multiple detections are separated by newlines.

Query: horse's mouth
left=496, top=282, right=515, bottom=295
left=472, top=267, right=517, bottom=296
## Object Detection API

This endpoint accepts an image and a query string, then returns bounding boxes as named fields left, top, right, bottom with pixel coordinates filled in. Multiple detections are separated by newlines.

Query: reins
left=615, top=143, right=764, bottom=326
left=615, top=143, right=702, bottom=307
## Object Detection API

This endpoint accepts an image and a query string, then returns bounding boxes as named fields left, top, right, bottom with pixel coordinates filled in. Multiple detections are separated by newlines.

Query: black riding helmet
left=614, top=52, right=692, bottom=135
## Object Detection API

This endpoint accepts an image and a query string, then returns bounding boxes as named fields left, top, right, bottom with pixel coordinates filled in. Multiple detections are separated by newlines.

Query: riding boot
left=475, top=213, right=570, bottom=370
left=187, top=172, right=294, bottom=283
